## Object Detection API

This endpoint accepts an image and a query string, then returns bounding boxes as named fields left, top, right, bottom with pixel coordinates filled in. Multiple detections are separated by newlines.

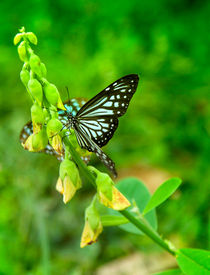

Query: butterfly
left=20, top=74, right=139, bottom=177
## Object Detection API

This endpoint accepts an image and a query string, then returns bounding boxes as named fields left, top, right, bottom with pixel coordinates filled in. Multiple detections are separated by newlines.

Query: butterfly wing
left=76, top=74, right=139, bottom=147
left=74, top=122, right=117, bottom=177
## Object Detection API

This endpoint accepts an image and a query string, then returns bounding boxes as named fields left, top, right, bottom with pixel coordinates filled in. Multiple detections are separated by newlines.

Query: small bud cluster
left=14, top=27, right=65, bottom=155
left=15, top=28, right=131, bottom=248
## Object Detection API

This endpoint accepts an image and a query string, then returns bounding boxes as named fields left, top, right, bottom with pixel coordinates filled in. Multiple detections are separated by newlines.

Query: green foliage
left=176, top=248, right=210, bottom=275
left=143, top=178, right=182, bottom=214
left=0, top=0, right=209, bottom=273
left=153, top=269, right=183, bottom=275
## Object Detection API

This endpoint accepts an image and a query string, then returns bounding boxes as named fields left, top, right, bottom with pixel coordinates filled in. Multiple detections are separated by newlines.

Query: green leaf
left=101, top=215, right=129, bottom=226
left=153, top=269, right=183, bottom=275
left=143, top=178, right=182, bottom=215
left=107, top=178, right=157, bottom=235
left=176, top=248, right=210, bottom=275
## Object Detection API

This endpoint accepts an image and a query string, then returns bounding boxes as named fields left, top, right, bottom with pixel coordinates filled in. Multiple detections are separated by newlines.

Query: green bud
left=14, top=33, right=23, bottom=45
left=20, top=68, right=30, bottom=87
left=89, top=166, right=113, bottom=200
left=29, top=54, right=42, bottom=76
left=17, top=41, right=28, bottom=62
left=44, top=83, right=59, bottom=107
left=32, top=128, right=48, bottom=151
left=59, top=159, right=81, bottom=189
left=96, top=172, right=113, bottom=201
left=40, top=63, right=47, bottom=77
left=31, top=103, right=45, bottom=124
left=46, top=118, right=63, bottom=137
left=85, top=200, right=100, bottom=231
left=28, top=78, right=43, bottom=106
left=26, top=32, right=37, bottom=45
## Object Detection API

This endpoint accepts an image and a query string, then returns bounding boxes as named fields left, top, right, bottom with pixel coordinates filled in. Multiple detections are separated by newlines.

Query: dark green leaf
left=176, top=248, right=210, bottom=275
left=143, top=178, right=182, bottom=214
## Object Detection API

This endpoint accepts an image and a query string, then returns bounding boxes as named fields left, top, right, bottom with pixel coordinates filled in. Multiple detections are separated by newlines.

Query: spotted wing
left=74, top=122, right=117, bottom=177
left=76, top=74, right=139, bottom=147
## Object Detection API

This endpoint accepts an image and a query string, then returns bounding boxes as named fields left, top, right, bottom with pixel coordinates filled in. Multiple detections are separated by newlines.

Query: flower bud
left=89, top=167, right=131, bottom=211
left=17, top=41, right=28, bottom=62
left=56, top=159, right=82, bottom=203
left=14, top=33, right=23, bottom=45
left=32, top=128, right=48, bottom=151
left=28, top=78, right=43, bottom=106
left=26, top=32, right=37, bottom=45
left=80, top=198, right=103, bottom=248
left=40, top=63, right=47, bottom=77
left=44, top=82, right=59, bottom=107
left=20, top=68, right=30, bottom=87
left=29, top=54, right=42, bottom=76
left=31, top=103, right=45, bottom=125
left=46, top=118, right=63, bottom=137
left=47, top=118, right=63, bottom=154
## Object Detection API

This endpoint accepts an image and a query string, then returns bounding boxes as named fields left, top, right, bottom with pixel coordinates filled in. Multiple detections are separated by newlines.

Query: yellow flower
left=56, top=159, right=81, bottom=204
left=89, top=166, right=131, bottom=211
left=51, top=134, right=63, bottom=155
left=98, top=185, right=131, bottom=211
left=80, top=219, right=103, bottom=248
left=80, top=197, right=103, bottom=248
left=47, top=118, right=63, bottom=155
left=56, top=175, right=77, bottom=204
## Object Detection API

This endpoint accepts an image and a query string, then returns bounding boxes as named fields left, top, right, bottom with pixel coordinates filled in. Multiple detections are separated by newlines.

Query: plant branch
left=63, top=137, right=176, bottom=256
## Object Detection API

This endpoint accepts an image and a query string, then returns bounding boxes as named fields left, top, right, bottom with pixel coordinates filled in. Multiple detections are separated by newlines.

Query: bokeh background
left=0, top=0, right=209, bottom=274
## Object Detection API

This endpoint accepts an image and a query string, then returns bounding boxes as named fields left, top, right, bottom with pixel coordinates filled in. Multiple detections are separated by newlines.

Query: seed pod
left=40, top=63, right=47, bottom=77
left=32, top=128, right=48, bottom=151
left=26, top=32, right=37, bottom=45
left=46, top=118, right=63, bottom=137
left=20, top=68, right=30, bottom=87
left=14, top=33, right=23, bottom=45
left=29, top=54, right=42, bottom=76
left=28, top=78, right=43, bottom=106
left=18, top=41, right=28, bottom=62
left=44, top=83, right=59, bottom=107
left=31, top=103, right=45, bottom=125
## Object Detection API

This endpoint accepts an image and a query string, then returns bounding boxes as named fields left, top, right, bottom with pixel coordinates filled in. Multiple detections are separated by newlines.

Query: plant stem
left=64, top=137, right=176, bottom=256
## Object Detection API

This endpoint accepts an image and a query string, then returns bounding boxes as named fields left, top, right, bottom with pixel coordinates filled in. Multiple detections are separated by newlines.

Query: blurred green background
left=0, top=0, right=209, bottom=274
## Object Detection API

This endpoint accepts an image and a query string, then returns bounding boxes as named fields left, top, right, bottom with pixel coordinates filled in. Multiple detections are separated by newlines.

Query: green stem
left=63, top=137, right=176, bottom=256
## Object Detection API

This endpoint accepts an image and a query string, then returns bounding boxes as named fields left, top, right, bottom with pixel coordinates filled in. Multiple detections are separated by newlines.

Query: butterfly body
left=20, top=74, right=139, bottom=177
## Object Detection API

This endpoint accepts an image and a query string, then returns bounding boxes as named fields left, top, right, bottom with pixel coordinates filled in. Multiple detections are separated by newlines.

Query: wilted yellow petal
left=80, top=220, right=103, bottom=248
left=56, top=177, right=63, bottom=194
left=63, top=175, right=76, bottom=204
left=32, top=122, right=42, bottom=134
left=22, top=134, right=39, bottom=152
left=111, top=186, right=131, bottom=210
left=98, top=186, right=130, bottom=211
left=51, top=135, right=63, bottom=154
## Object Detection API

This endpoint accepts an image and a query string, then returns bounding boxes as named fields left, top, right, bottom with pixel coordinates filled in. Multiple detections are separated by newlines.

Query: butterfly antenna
left=65, top=86, right=70, bottom=104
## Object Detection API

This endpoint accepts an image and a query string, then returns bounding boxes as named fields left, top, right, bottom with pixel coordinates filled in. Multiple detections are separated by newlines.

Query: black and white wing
left=74, top=122, right=117, bottom=177
left=76, top=74, right=139, bottom=147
